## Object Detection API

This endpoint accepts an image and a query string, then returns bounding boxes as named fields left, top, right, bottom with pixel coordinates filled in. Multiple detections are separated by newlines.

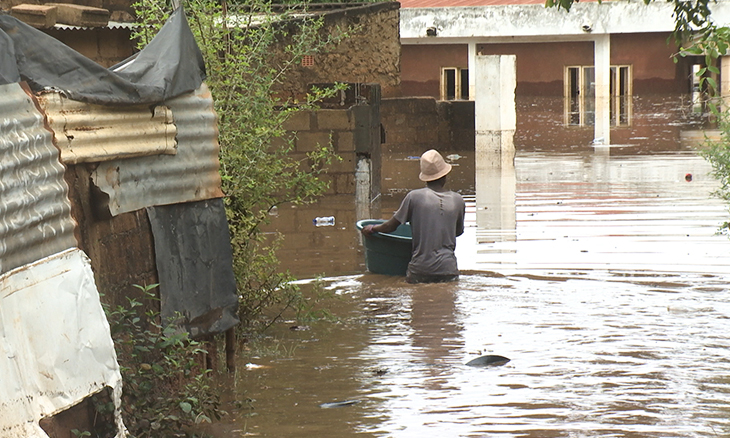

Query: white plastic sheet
left=0, top=248, right=125, bottom=437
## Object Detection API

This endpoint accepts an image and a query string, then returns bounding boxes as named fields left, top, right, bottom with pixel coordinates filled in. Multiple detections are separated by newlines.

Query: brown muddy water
left=202, top=105, right=730, bottom=437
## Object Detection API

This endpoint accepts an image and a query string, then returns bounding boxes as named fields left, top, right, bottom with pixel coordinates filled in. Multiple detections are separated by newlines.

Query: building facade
left=399, top=0, right=730, bottom=148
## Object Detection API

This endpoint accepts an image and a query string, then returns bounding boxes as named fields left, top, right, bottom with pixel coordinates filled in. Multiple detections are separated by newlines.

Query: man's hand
left=361, top=224, right=377, bottom=236
left=361, top=218, right=400, bottom=236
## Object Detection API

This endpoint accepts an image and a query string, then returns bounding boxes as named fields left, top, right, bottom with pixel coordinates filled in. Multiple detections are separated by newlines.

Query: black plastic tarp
left=0, top=7, right=206, bottom=105
left=147, top=199, right=239, bottom=337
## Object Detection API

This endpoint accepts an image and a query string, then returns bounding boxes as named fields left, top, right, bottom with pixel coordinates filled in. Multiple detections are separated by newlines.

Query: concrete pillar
left=474, top=55, right=516, bottom=242
left=355, top=157, right=371, bottom=221
left=594, top=34, right=611, bottom=146
left=468, top=42, right=477, bottom=100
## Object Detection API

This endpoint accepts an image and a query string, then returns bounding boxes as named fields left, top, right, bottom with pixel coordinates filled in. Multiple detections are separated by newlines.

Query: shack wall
left=63, top=164, right=158, bottom=310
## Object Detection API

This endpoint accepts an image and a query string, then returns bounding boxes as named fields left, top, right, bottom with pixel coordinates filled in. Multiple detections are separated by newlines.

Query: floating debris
left=245, top=363, right=268, bottom=370
left=466, top=355, right=511, bottom=367
left=368, top=367, right=388, bottom=376
left=320, top=400, right=360, bottom=409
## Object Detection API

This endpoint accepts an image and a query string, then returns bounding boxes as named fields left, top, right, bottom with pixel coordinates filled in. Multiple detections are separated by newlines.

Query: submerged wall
left=380, top=92, right=693, bottom=161
left=381, top=96, right=475, bottom=153
left=270, top=83, right=383, bottom=276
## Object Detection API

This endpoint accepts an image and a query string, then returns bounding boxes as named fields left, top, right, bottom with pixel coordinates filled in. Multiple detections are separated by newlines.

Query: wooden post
left=225, top=328, right=236, bottom=373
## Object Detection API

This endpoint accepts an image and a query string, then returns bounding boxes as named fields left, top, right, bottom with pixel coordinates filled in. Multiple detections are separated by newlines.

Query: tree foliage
left=133, top=0, right=348, bottom=326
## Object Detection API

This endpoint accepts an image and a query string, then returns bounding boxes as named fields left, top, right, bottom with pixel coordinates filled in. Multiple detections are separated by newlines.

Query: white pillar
left=474, top=55, right=517, bottom=242
left=594, top=34, right=611, bottom=146
left=355, top=157, right=371, bottom=221
left=468, top=42, right=477, bottom=100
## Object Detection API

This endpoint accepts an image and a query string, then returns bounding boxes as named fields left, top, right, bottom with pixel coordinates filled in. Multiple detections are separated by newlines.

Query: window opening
left=691, top=63, right=703, bottom=113
left=460, top=68, right=470, bottom=100
left=441, top=67, right=469, bottom=100
left=565, top=65, right=631, bottom=127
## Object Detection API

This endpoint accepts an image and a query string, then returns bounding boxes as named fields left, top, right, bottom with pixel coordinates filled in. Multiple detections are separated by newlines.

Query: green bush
left=133, top=0, right=346, bottom=328
left=106, top=285, right=222, bottom=438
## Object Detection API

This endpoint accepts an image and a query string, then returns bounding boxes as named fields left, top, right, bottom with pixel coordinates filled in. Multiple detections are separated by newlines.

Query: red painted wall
left=401, top=33, right=691, bottom=98
left=612, top=33, right=689, bottom=94
left=401, top=44, right=468, bottom=97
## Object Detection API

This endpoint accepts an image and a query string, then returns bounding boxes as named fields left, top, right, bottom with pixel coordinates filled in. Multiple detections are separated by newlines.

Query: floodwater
left=203, top=98, right=730, bottom=437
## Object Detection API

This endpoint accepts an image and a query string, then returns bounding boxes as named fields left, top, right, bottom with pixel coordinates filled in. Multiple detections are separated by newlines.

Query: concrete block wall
left=270, top=105, right=368, bottom=276
left=270, top=83, right=382, bottom=276
left=284, top=108, right=359, bottom=196
left=381, top=97, right=475, bottom=154
left=45, top=27, right=135, bottom=67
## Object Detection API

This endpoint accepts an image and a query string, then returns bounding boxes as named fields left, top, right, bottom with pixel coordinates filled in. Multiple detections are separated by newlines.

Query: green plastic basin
left=356, top=219, right=412, bottom=276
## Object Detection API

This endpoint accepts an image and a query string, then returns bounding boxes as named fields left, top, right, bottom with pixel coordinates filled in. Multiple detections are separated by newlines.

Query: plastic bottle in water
left=313, top=216, right=335, bottom=227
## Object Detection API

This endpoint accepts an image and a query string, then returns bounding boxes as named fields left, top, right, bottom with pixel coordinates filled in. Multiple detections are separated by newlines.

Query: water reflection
left=475, top=146, right=516, bottom=243
left=457, top=150, right=730, bottom=276
left=203, top=271, right=730, bottom=437
left=409, top=285, right=462, bottom=386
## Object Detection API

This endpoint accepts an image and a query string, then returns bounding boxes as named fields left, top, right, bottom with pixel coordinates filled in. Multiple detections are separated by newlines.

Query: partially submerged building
left=0, top=9, right=237, bottom=436
left=398, top=0, right=730, bottom=149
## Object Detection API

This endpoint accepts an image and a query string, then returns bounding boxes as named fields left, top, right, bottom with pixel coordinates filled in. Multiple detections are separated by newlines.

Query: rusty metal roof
left=39, top=93, right=178, bottom=164
left=0, top=83, right=77, bottom=275
left=91, top=83, right=224, bottom=216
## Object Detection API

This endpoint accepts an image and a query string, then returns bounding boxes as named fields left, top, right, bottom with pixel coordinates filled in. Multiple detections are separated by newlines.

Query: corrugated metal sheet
left=39, top=93, right=178, bottom=164
left=0, top=83, right=77, bottom=275
left=92, top=83, right=224, bottom=216
left=0, top=248, right=125, bottom=438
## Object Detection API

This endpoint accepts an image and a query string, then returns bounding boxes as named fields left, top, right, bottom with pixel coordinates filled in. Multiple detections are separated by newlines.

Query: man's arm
left=456, top=198, right=465, bottom=237
left=362, top=217, right=401, bottom=236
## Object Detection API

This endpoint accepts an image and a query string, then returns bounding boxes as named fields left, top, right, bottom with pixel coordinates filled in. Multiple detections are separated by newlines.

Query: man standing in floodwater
left=361, top=149, right=465, bottom=283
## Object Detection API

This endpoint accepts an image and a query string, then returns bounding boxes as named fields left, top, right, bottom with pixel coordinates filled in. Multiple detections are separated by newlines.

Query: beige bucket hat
left=419, top=149, right=452, bottom=182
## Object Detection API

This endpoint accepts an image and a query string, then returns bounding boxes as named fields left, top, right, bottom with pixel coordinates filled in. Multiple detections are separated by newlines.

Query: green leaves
left=179, top=401, right=193, bottom=414
left=106, top=285, right=222, bottom=437
left=133, top=0, right=348, bottom=327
